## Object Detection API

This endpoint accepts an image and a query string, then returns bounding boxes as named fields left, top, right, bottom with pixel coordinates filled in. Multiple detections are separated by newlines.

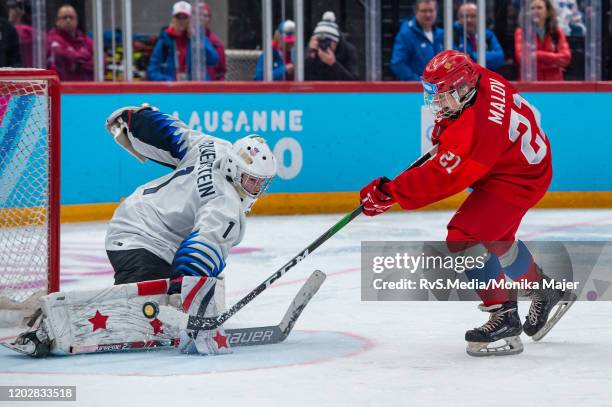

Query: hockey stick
left=186, top=146, right=439, bottom=331
left=62, top=270, right=326, bottom=355
left=227, top=268, right=326, bottom=346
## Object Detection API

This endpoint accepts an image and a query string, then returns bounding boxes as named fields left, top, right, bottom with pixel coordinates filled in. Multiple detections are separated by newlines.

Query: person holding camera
left=305, top=11, right=358, bottom=81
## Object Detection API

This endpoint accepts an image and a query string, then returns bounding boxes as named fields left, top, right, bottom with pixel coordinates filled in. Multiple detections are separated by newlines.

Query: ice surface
left=1, top=209, right=611, bottom=407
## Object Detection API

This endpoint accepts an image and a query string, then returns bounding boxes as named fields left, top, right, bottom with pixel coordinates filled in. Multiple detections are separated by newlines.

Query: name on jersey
left=488, top=77, right=506, bottom=126
left=197, top=141, right=217, bottom=198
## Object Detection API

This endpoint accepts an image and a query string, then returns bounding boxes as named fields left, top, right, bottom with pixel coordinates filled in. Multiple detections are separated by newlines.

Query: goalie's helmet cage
left=421, top=50, right=480, bottom=121
left=221, top=135, right=277, bottom=212
left=0, top=69, right=60, bottom=317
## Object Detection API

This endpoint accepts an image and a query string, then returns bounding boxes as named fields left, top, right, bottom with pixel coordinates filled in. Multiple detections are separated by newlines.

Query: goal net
left=0, top=69, right=60, bottom=329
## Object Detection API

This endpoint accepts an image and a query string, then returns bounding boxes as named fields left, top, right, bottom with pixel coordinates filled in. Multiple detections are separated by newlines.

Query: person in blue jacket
left=390, top=0, right=444, bottom=81
left=254, top=20, right=295, bottom=81
left=453, top=2, right=504, bottom=71
left=147, top=1, right=218, bottom=81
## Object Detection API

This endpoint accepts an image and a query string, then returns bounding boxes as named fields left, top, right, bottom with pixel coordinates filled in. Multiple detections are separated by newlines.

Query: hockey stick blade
left=226, top=269, right=326, bottom=345
left=156, top=270, right=326, bottom=346
left=185, top=146, right=438, bottom=332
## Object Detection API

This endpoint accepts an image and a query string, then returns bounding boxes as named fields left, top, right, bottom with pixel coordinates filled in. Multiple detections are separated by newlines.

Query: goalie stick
left=185, top=146, right=439, bottom=331
left=14, top=270, right=326, bottom=355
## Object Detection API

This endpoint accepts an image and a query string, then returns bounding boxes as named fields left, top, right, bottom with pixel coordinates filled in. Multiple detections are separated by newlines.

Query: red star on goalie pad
left=150, top=318, right=164, bottom=335
left=88, top=310, right=109, bottom=331
left=212, top=330, right=228, bottom=349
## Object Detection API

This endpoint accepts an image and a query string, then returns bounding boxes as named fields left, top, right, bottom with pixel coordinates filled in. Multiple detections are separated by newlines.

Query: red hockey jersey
left=388, top=67, right=552, bottom=210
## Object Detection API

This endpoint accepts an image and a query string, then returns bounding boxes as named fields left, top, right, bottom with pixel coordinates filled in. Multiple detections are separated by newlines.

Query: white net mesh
left=0, top=77, right=51, bottom=305
left=225, top=49, right=261, bottom=81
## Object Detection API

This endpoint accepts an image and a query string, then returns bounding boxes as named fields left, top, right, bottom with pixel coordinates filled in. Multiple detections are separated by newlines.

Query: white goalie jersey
left=105, top=108, right=246, bottom=277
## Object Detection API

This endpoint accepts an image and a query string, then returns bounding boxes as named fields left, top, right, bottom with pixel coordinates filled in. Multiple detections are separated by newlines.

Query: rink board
left=56, top=82, right=612, bottom=215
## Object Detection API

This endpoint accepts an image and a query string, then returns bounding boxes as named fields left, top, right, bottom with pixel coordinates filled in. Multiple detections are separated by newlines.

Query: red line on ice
left=60, top=268, right=114, bottom=277
left=520, top=214, right=612, bottom=239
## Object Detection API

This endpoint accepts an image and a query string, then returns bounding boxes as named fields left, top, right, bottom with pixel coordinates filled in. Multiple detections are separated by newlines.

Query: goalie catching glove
left=105, top=104, right=157, bottom=163
left=359, top=177, right=395, bottom=216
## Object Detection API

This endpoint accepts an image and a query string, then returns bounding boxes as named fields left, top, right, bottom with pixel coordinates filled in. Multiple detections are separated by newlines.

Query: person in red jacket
left=360, top=50, right=574, bottom=356
left=196, top=2, right=226, bottom=81
left=8, top=0, right=32, bottom=67
left=514, top=0, right=571, bottom=80
left=46, top=4, right=93, bottom=81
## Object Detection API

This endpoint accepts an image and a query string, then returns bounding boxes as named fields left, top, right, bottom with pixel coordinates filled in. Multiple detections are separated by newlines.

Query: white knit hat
left=313, top=11, right=340, bottom=42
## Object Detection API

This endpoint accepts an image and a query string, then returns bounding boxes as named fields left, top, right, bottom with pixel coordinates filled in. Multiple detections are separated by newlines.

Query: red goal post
left=0, top=68, right=60, bottom=314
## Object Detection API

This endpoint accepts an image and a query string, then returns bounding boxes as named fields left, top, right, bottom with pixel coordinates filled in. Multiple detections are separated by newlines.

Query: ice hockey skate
left=465, top=302, right=524, bottom=357
left=523, top=274, right=577, bottom=341
left=1, top=311, right=51, bottom=358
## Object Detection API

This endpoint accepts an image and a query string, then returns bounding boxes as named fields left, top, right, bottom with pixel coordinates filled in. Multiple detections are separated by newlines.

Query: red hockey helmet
left=421, top=50, right=480, bottom=121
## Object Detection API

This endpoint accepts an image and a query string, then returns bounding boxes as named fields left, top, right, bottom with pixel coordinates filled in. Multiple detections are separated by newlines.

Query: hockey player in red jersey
left=360, top=50, right=574, bottom=356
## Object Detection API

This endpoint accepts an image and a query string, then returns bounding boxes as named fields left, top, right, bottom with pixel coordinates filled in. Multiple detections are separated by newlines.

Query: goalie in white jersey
left=4, top=105, right=277, bottom=358
left=104, top=105, right=277, bottom=354
left=105, top=105, right=276, bottom=293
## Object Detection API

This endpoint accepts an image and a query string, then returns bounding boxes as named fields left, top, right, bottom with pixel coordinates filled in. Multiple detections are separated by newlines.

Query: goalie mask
left=221, top=135, right=277, bottom=212
left=421, top=50, right=480, bottom=121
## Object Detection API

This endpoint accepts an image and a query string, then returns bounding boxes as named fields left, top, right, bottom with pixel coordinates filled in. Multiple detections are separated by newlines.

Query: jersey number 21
left=508, top=94, right=547, bottom=165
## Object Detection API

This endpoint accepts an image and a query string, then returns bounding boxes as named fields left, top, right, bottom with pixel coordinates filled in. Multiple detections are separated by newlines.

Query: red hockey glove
left=360, top=177, right=395, bottom=217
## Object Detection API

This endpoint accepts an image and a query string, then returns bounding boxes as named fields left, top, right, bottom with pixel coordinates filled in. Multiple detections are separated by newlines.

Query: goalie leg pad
left=39, top=279, right=179, bottom=355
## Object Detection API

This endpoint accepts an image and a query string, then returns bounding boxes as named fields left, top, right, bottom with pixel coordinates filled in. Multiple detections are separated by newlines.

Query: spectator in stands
left=0, top=1, right=21, bottom=67
left=196, top=2, right=226, bottom=81
left=47, top=4, right=93, bottom=81
left=390, top=0, right=443, bottom=81
left=454, top=2, right=504, bottom=71
left=147, top=1, right=218, bottom=81
left=8, top=0, right=32, bottom=67
left=305, top=11, right=358, bottom=81
left=553, top=0, right=585, bottom=36
left=515, top=0, right=571, bottom=80
left=254, top=20, right=295, bottom=81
